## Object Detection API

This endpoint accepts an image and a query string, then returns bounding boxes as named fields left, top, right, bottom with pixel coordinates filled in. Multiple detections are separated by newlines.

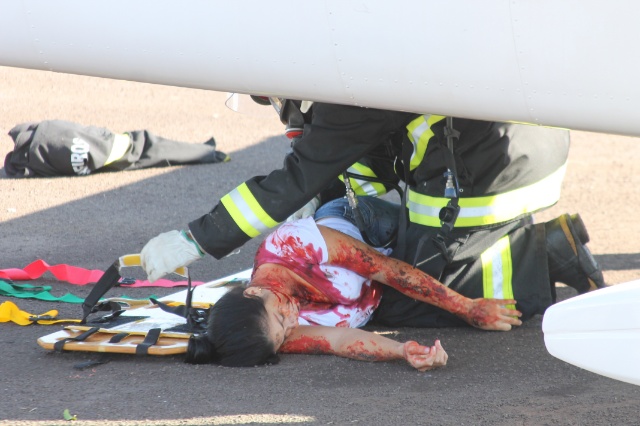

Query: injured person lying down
left=185, top=196, right=522, bottom=370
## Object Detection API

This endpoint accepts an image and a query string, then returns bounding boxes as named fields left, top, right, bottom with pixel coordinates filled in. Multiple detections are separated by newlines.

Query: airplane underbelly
left=543, top=280, right=640, bottom=387
left=0, top=1, right=638, bottom=137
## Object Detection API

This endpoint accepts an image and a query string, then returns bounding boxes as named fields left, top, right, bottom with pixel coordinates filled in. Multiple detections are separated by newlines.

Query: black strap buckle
left=432, top=198, right=461, bottom=265
left=439, top=199, right=460, bottom=233
left=431, top=233, right=453, bottom=264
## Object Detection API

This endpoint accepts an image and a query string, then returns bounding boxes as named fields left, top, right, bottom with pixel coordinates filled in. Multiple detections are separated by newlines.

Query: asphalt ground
left=1, top=66, right=640, bottom=426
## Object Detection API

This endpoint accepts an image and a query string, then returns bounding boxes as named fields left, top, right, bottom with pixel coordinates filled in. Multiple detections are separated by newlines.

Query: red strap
left=0, top=260, right=203, bottom=288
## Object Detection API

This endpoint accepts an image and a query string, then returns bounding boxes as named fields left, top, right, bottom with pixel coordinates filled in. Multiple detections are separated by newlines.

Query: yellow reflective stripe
left=481, top=236, right=515, bottom=309
left=220, top=183, right=278, bottom=238
left=408, top=164, right=566, bottom=227
left=104, top=133, right=132, bottom=166
left=339, top=162, right=386, bottom=196
left=406, top=115, right=445, bottom=171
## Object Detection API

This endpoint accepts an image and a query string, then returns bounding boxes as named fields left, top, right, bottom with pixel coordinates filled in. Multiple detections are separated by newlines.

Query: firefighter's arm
left=279, top=325, right=447, bottom=371
left=140, top=105, right=413, bottom=282
left=189, top=104, right=415, bottom=259
left=317, top=225, right=523, bottom=331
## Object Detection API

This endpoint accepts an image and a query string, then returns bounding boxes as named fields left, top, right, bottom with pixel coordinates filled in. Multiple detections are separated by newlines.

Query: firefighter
left=140, top=101, right=605, bottom=328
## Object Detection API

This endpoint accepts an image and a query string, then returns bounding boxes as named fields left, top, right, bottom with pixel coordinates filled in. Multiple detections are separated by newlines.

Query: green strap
left=0, top=279, right=84, bottom=304
left=0, top=278, right=158, bottom=306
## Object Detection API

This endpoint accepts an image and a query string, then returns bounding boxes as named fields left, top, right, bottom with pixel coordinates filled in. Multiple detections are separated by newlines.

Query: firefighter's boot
left=545, top=213, right=605, bottom=294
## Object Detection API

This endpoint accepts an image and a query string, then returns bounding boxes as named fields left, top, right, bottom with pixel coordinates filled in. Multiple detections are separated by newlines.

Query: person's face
left=244, top=287, right=299, bottom=350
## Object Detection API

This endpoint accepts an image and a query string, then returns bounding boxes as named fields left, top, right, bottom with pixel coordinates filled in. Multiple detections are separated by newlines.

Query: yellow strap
left=0, top=301, right=34, bottom=325
left=159, top=301, right=212, bottom=309
left=119, top=253, right=187, bottom=277
left=36, top=318, right=82, bottom=325
left=0, top=301, right=80, bottom=325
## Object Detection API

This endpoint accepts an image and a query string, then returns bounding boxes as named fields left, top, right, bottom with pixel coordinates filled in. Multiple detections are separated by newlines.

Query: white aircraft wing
left=1, top=1, right=639, bottom=136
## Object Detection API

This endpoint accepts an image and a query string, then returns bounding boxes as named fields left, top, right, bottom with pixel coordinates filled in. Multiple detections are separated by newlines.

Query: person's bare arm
left=317, top=225, right=522, bottom=331
left=280, top=325, right=447, bottom=371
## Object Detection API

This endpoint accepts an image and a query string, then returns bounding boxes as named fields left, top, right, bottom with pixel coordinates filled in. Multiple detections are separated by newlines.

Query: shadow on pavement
left=595, top=253, right=640, bottom=272
left=0, top=134, right=289, bottom=283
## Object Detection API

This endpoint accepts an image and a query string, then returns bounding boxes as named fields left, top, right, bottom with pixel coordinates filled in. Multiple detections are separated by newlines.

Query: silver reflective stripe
left=481, top=236, right=514, bottom=304
left=221, top=183, right=278, bottom=238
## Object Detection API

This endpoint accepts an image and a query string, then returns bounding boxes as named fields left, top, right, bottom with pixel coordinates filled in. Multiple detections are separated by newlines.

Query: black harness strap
left=86, top=301, right=125, bottom=321
left=53, top=327, right=100, bottom=352
left=81, top=263, right=122, bottom=324
left=394, top=117, right=463, bottom=273
left=149, top=298, right=209, bottom=334
left=82, top=257, right=181, bottom=324
left=108, top=332, right=129, bottom=343
left=73, top=356, right=109, bottom=370
left=148, top=270, right=205, bottom=330
left=393, top=128, right=419, bottom=262
left=149, top=298, right=188, bottom=317
left=412, top=117, right=462, bottom=271
left=436, top=116, right=462, bottom=236
left=135, top=328, right=161, bottom=355
left=342, top=171, right=377, bottom=247
left=439, top=116, right=462, bottom=235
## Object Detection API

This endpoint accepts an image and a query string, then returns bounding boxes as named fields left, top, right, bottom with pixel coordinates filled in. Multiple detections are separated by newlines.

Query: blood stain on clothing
left=254, top=234, right=329, bottom=293
left=253, top=219, right=383, bottom=327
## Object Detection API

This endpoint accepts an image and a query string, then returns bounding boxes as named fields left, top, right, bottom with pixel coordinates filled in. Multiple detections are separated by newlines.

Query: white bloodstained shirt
left=252, top=217, right=392, bottom=328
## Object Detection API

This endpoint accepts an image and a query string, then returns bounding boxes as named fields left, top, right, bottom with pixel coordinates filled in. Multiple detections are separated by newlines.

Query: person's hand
left=464, top=298, right=523, bottom=331
left=286, top=196, right=320, bottom=222
left=140, top=230, right=204, bottom=282
left=403, top=340, right=448, bottom=371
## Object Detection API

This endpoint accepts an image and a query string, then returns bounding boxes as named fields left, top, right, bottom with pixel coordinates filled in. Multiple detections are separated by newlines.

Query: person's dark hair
left=184, top=286, right=280, bottom=367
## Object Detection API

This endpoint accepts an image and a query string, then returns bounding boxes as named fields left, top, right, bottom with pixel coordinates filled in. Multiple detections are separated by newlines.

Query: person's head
left=243, top=286, right=299, bottom=350
left=184, top=285, right=298, bottom=367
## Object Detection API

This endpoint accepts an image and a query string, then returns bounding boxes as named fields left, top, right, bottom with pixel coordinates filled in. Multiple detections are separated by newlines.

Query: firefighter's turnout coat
left=189, top=103, right=569, bottom=327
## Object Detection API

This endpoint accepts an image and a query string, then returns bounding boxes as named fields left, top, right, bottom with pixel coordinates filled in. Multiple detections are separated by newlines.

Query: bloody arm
left=317, top=225, right=522, bottom=331
left=279, top=325, right=447, bottom=371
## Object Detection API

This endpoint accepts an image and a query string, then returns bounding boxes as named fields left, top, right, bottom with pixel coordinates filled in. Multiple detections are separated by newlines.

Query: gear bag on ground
left=3, top=120, right=229, bottom=177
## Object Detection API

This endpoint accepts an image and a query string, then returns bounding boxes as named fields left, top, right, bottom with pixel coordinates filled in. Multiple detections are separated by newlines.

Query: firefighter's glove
left=286, top=196, right=321, bottom=223
left=141, top=230, right=205, bottom=282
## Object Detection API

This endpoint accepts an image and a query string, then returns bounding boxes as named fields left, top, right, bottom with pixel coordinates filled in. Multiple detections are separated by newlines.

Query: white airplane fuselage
left=1, top=1, right=639, bottom=137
